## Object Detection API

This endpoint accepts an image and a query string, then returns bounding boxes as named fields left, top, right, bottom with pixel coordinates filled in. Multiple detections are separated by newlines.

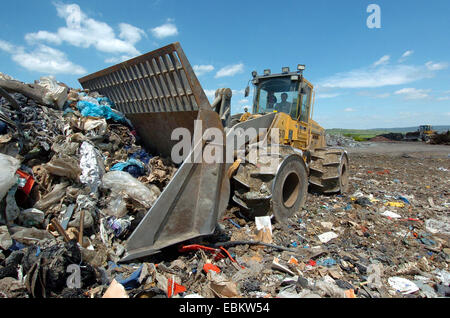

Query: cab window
left=255, top=77, right=299, bottom=119
left=299, top=85, right=311, bottom=122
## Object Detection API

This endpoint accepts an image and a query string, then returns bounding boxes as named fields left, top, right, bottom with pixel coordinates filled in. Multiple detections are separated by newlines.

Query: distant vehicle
left=405, top=125, right=435, bottom=142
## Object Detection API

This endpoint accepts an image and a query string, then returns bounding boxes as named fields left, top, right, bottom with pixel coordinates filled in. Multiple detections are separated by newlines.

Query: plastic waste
left=76, top=99, right=127, bottom=124
left=367, top=263, right=384, bottom=289
left=110, top=158, right=145, bottom=178
left=107, top=216, right=133, bottom=238
left=433, top=269, right=450, bottom=285
left=106, top=196, right=128, bottom=218
left=381, top=210, right=401, bottom=219
left=254, top=216, right=273, bottom=244
left=36, top=76, right=68, bottom=109
left=314, top=276, right=346, bottom=298
left=0, top=153, right=20, bottom=201
left=115, top=265, right=143, bottom=290
left=81, top=117, right=107, bottom=136
left=102, top=171, right=160, bottom=209
left=208, top=271, right=238, bottom=298
left=129, top=149, right=152, bottom=164
left=44, top=155, right=81, bottom=181
left=385, top=201, right=405, bottom=208
left=316, top=258, right=337, bottom=267
left=18, top=208, right=45, bottom=228
left=425, top=219, right=450, bottom=236
left=388, top=277, right=419, bottom=294
left=317, top=231, right=338, bottom=243
left=79, top=141, right=105, bottom=193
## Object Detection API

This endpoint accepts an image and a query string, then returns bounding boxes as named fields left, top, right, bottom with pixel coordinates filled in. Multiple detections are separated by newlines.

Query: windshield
left=254, top=77, right=299, bottom=118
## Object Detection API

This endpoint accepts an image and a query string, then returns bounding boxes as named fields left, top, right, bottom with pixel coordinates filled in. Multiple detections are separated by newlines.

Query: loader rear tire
left=309, top=148, right=349, bottom=194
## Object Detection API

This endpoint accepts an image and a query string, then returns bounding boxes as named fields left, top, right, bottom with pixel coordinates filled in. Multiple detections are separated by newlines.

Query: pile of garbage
left=326, top=134, right=361, bottom=148
left=0, top=74, right=178, bottom=298
left=370, top=133, right=404, bottom=142
left=431, top=131, right=450, bottom=145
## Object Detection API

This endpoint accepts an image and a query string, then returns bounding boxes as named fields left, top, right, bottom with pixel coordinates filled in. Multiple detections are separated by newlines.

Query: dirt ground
left=347, top=141, right=450, bottom=159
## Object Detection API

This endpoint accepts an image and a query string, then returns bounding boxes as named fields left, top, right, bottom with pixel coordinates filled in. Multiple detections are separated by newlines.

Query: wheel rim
left=340, top=159, right=349, bottom=192
left=282, top=172, right=300, bottom=208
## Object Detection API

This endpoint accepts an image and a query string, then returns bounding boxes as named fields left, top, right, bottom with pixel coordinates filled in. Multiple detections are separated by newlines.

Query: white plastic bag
left=37, top=76, right=68, bottom=109
left=388, top=277, right=419, bottom=294
left=0, top=153, right=20, bottom=201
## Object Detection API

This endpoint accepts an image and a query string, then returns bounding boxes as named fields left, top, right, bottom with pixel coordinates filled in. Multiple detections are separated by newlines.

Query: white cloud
left=425, top=61, right=448, bottom=71
left=105, top=55, right=136, bottom=64
left=316, top=93, right=341, bottom=99
left=25, top=31, right=62, bottom=45
left=358, top=91, right=391, bottom=98
left=150, top=20, right=178, bottom=39
left=239, top=98, right=249, bottom=104
left=0, top=41, right=86, bottom=75
left=193, top=64, right=214, bottom=76
left=437, top=96, right=450, bottom=101
left=215, top=63, right=244, bottom=78
left=375, top=93, right=391, bottom=98
left=344, top=108, right=356, bottom=112
left=232, top=89, right=245, bottom=96
left=321, top=64, right=428, bottom=88
left=24, top=3, right=142, bottom=59
left=204, top=89, right=216, bottom=99
left=399, top=50, right=414, bottom=62
left=394, top=88, right=431, bottom=100
left=0, top=40, right=15, bottom=54
left=119, top=23, right=146, bottom=45
left=373, top=55, right=390, bottom=66
left=319, top=52, right=448, bottom=89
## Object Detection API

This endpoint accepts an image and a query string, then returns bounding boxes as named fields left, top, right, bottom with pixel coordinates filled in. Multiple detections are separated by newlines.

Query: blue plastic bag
left=115, top=265, right=143, bottom=290
left=110, top=158, right=145, bottom=177
left=129, top=149, right=152, bottom=164
left=76, top=100, right=126, bottom=124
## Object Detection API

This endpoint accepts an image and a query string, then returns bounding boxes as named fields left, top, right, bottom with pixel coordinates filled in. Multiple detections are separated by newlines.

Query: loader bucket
left=79, top=42, right=229, bottom=261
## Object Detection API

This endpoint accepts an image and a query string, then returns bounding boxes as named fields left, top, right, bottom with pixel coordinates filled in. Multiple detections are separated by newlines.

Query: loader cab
left=249, top=66, right=313, bottom=123
left=419, top=125, right=432, bottom=133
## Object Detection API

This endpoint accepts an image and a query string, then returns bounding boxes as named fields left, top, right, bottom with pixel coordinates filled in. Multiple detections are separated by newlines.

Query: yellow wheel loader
left=227, top=66, right=349, bottom=221
left=78, top=43, right=349, bottom=262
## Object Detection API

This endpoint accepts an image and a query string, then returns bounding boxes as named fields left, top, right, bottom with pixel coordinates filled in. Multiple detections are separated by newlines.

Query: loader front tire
left=271, top=155, right=308, bottom=222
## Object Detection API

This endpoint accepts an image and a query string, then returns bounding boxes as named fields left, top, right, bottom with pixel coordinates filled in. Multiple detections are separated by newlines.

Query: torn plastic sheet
left=102, top=171, right=160, bottom=209
left=79, top=141, right=105, bottom=193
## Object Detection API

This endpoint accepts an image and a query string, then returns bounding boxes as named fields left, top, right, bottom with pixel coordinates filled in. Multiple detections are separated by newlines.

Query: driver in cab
left=275, top=92, right=291, bottom=114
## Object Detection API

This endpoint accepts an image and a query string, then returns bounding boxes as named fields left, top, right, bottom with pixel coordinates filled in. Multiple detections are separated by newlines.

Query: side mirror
left=244, top=86, right=250, bottom=97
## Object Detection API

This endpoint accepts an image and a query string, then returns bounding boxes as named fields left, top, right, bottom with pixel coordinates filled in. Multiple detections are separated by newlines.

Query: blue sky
left=1, top=0, right=449, bottom=129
